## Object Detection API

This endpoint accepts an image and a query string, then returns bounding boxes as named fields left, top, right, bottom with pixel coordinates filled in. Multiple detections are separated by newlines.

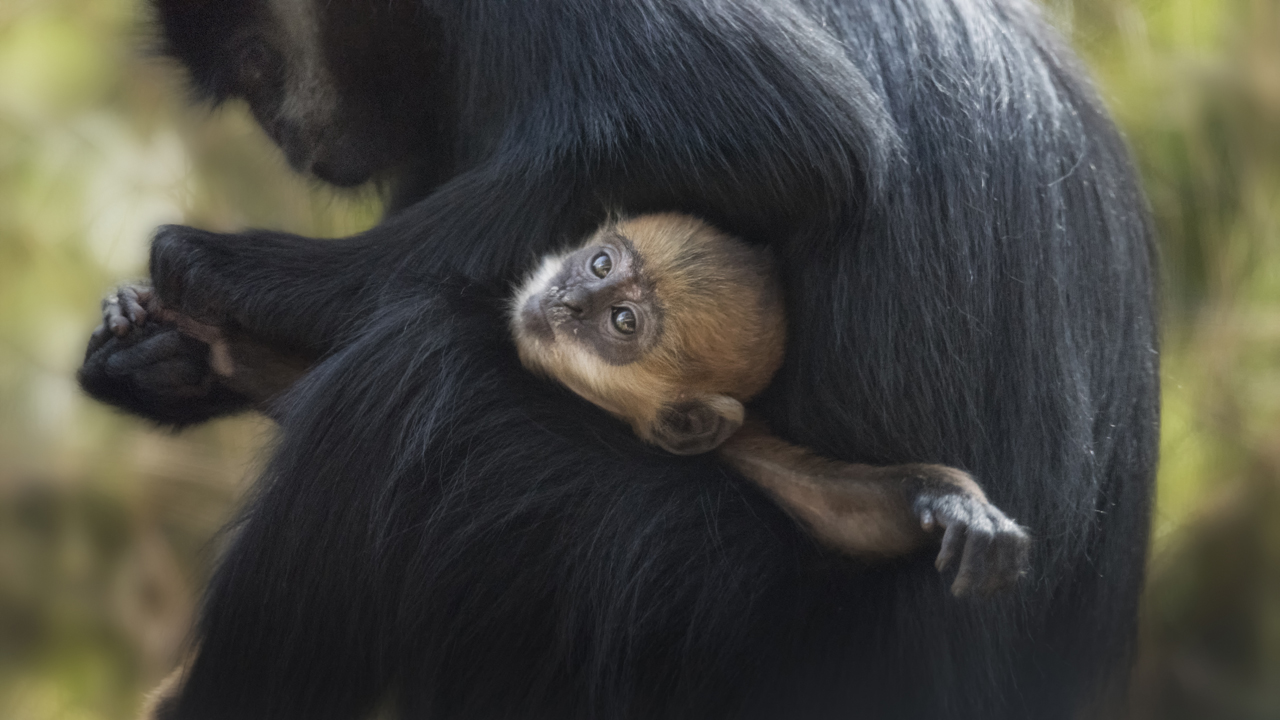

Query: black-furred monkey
left=80, top=0, right=1158, bottom=718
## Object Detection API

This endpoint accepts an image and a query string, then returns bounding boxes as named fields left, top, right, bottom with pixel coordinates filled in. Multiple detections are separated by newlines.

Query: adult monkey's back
left=80, top=0, right=1158, bottom=718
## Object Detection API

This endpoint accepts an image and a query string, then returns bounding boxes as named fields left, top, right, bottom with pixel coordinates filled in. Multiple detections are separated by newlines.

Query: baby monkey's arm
left=718, top=418, right=1030, bottom=597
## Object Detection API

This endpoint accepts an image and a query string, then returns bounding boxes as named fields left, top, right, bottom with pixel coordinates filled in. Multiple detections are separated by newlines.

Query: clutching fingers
left=102, top=284, right=157, bottom=337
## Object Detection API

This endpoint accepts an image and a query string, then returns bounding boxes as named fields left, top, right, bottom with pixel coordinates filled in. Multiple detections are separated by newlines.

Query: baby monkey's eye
left=611, top=307, right=637, bottom=334
left=590, top=252, right=612, bottom=278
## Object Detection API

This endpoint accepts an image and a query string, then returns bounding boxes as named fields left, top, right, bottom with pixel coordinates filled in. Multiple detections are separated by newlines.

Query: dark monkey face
left=516, top=234, right=665, bottom=367
left=152, top=0, right=442, bottom=187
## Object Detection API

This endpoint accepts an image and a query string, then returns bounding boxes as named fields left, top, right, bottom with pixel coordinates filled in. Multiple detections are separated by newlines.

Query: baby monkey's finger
left=101, top=285, right=156, bottom=337
left=949, top=527, right=995, bottom=597
left=935, top=522, right=963, bottom=572
left=103, top=295, right=131, bottom=337
left=119, top=285, right=152, bottom=326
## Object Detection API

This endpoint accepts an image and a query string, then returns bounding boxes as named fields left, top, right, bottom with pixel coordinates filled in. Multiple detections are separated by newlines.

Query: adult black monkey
left=80, top=0, right=1159, bottom=718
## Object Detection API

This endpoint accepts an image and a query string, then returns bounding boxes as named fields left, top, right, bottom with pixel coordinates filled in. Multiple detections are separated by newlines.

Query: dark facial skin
left=520, top=236, right=663, bottom=365
left=154, top=0, right=444, bottom=189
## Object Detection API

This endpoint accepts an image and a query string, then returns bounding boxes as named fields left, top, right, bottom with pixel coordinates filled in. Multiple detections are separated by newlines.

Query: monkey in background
left=512, top=214, right=1030, bottom=596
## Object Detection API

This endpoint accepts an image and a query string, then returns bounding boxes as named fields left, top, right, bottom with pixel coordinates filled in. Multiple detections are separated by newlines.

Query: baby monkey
left=512, top=214, right=1030, bottom=596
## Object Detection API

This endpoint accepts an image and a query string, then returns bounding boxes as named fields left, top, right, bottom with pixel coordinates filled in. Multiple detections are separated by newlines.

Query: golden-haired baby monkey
left=512, top=214, right=1030, bottom=596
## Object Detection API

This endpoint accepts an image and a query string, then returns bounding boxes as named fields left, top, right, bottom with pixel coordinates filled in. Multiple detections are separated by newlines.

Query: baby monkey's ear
left=650, top=395, right=745, bottom=455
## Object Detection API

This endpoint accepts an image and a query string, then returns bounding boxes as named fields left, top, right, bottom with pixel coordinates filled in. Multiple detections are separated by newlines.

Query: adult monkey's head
left=152, top=0, right=443, bottom=188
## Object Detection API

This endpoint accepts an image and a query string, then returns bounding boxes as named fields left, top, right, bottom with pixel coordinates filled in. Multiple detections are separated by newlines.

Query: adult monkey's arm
left=79, top=165, right=586, bottom=425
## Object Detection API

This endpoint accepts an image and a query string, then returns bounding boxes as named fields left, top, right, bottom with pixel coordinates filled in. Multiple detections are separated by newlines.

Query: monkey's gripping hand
left=78, top=284, right=255, bottom=426
left=912, top=473, right=1031, bottom=597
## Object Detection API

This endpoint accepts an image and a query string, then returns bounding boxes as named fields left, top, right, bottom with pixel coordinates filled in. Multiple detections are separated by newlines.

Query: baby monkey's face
left=515, top=232, right=663, bottom=366
left=512, top=214, right=784, bottom=455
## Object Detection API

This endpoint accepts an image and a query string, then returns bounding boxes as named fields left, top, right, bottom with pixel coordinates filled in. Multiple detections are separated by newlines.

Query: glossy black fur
left=81, top=0, right=1159, bottom=717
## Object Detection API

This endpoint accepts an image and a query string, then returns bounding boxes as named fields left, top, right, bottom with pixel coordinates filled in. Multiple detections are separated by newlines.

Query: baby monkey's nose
left=559, top=287, right=590, bottom=314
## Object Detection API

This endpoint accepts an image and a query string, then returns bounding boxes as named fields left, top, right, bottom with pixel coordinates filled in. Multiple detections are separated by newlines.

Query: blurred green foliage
left=1053, top=1, right=1280, bottom=716
left=0, top=1, right=379, bottom=717
left=0, top=0, right=1276, bottom=717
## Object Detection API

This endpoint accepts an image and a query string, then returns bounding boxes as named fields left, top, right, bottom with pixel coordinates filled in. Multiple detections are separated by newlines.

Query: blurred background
left=0, top=0, right=1275, bottom=717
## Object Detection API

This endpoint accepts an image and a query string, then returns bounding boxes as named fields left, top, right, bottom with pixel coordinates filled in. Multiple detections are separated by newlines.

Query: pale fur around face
left=511, top=213, right=786, bottom=441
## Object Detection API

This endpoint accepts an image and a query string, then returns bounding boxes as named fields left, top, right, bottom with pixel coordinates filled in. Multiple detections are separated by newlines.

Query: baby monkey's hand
left=79, top=282, right=261, bottom=426
left=910, top=470, right=1030, bottom=597
left=89, top=282, right=229, bottom=366
left=93, top=283, right=159, bottom=345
